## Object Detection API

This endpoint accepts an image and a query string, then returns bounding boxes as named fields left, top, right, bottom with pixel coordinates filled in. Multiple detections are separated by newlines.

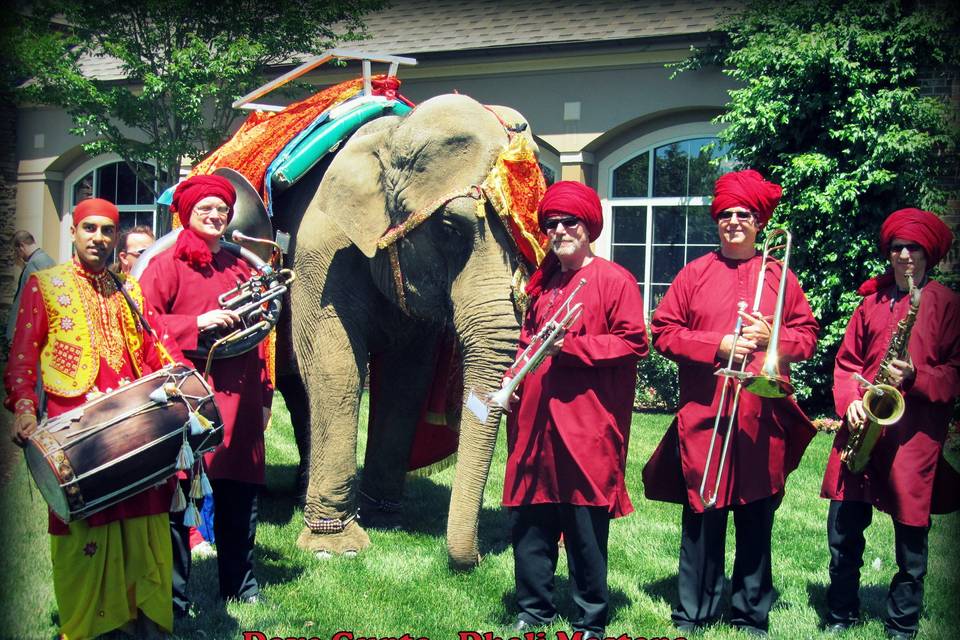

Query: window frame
left=62, top=155, right=165, bottom=259
left=597, top=123, right=726, bottom=318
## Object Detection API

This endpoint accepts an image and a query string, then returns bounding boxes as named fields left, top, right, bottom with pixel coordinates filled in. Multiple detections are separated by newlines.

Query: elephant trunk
left=446, top=290, right=518, bottom=569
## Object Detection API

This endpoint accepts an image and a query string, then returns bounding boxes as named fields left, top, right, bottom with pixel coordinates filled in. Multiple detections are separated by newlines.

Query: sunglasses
left=716, top=210, right=758, bottom=223
left=543, top=216, right=582, bottom=230
left=889, top=243, right=923, bottom=254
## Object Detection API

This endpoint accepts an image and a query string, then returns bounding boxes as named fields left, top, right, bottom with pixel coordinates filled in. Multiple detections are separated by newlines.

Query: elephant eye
left=441, top=218, right=463, bottom=237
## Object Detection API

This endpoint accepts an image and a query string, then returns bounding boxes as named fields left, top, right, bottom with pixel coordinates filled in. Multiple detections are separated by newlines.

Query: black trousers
left=672, top=494, right=780, bottom=632
left=510, top=504, right=610, bottom=634
left=826, top=500, right=929, bottom=635
left=171, top=478, right=260, bottom=612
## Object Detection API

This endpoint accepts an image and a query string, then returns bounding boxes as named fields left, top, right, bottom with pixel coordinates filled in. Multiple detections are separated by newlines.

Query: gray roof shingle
left=78, top=0, right=738, bottom=81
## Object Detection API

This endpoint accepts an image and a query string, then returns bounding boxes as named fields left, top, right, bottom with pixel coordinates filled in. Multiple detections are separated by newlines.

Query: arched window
left=608, top=136, right=734, bottom=316
left=70, top=160, right=167, bottom=234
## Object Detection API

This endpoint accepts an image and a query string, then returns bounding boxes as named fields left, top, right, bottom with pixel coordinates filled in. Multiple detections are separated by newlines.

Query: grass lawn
left=1, top=396, right=957, bottom=640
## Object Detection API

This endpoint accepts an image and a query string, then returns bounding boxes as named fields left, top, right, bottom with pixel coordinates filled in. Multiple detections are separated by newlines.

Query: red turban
left=537, top=181, right=603, bottom=241
left=171, top=175, right=236, bottom=227
left=879, top=208, right=953, bottom=266
left=73, top=198, right=119, bottom=226
left=858, top=208, right=955, bottom=295
left=709, top=169, right=782, bottom=226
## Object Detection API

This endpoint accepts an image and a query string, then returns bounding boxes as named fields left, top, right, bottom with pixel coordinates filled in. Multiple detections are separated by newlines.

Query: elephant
left=275, top=93, right=543, bottom=568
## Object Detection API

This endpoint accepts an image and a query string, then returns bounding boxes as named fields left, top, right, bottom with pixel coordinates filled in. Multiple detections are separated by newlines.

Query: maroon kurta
left=138, top=247, right=273, bottom=485
left=643, top=251, right=819, bottom=512
left=503, top=257, right=648, bottom=518
left=821, top=280, right=960, bottom=526
left=4, top=263, right=180, bottom=534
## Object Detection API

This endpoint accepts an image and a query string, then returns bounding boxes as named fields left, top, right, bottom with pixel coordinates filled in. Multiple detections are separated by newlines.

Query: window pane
left=136, top=164, right=156, bottom=204
left=611, top=245, right=645, bottom=283
left=653, top=142, right=688, bottom=197
left=612, top=153, right=649, bottom=197
left=653, top=206, right=684, bottom=245
left=687, top=205, right=716, bottom=244
left=96, top=164, right=117, bottom=202
left=612, top=206, right=646, bottom=244
left=688, top=138, right=731, bottom=196
left=652, top=245, right=684, bottom=284
left=650, top=284, right=671, bottom=311
left=73, top=172, right=94, bottom=204
left=115, top=162, right=137, bottom=205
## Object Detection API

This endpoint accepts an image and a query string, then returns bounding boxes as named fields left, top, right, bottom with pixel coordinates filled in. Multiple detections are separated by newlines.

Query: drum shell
left=24, top=365, right=222, bottom=523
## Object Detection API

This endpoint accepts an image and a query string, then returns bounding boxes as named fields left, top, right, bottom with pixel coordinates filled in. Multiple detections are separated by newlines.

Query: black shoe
left=733, top=626, right=768, bottom=637
left=885, top=629, right=916, bottom=639
left=577, top=631, right=604, bottom=640
left=826, top=622, right=854, bottom=633
left=512, top=617, right=533, bottom=632
left=231, top=593, right=266, bottom=605
left=173, top=604, right=194, bottom=619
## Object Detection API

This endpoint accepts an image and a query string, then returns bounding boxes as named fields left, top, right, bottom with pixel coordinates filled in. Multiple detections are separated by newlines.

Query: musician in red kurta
left=138, top=175, right=273, bottom=614
left=4, top=198, right=183, bottom=640
left=502, top=181, right=648, bottom=639
left=643, top=170, right=818, bottom=635
left=821, top=208, right=959, bottom=639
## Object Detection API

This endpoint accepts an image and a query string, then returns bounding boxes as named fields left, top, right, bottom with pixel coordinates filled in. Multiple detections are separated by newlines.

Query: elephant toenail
left=315, top=550, right=333, bottom=560
left=344, top=549, right=358, bottom=558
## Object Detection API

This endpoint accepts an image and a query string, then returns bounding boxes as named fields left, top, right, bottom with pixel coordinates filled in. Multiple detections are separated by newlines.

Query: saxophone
left=840, top=272, right=921, bottom=473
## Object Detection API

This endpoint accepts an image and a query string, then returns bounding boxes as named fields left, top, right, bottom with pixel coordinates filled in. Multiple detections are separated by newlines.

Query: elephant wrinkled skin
left=282, top=94, right=538, bottom=568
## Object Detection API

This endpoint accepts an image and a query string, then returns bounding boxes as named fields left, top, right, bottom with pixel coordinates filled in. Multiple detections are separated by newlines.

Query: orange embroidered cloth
left=190, top=77, right=368, bottom=196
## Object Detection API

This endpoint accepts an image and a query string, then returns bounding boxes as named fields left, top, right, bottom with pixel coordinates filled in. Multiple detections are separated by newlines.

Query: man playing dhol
left=643, top=169, right=819, bottom=636
left=503, top=181, right=648, bottom=639
left=4, top=197, right=182, bottom=640
left=821, top=207, right=960, bottom=639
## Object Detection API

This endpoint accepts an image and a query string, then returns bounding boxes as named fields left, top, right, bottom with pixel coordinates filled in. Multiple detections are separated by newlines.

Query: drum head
left=24, top=443, right=71, bottom=521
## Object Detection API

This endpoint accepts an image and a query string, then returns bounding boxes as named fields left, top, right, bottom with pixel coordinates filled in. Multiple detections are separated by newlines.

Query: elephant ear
left=321, top=116, right=402, bottom=257
left=485, top=104, right=540, bottom=154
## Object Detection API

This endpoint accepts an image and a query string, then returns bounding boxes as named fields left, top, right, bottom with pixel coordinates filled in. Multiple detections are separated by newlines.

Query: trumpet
left=701, top=228, right=793, bottom=509
left=488, top=278, right=587, bottom=410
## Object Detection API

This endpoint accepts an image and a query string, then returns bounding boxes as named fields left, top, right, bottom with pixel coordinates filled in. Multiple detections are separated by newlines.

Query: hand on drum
left=197, top=309, right=241, bottom=332
left=12, top=413, right=38, bottom=447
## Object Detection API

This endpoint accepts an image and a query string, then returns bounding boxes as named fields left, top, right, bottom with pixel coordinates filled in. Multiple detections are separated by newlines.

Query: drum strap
left=107, top=271, right=176, bottom=367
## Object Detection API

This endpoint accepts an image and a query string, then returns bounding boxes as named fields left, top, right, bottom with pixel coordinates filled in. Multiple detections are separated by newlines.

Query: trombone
left=700, top=228, right=794, bottom=509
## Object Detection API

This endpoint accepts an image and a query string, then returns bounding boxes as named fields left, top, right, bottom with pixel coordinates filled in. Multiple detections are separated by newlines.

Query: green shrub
left=635, top=331, right=679, bottom=412
left=676, top=0, right=959, bottom=413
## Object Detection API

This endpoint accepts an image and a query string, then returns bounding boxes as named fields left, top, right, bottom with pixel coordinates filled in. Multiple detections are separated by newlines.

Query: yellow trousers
left=51, top=513, right=173, bottom=640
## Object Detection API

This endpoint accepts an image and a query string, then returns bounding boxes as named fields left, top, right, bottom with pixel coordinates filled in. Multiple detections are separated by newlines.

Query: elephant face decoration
left=287, top=93, right=547, bottom=568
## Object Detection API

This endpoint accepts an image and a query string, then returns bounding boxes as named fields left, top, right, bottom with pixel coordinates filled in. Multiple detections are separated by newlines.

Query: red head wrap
left=171, top=175, right=236, bottom=227
left=73, top=198, right=119, bottom=226
left=709, top=169, right=782, bottom=226
left=170, top=175, right=236, bottom=270
left=526, top=181, right=602, bottom=298
left=537, top=180, right=603, bottom=241
left=858, top=208, right=955, bottom=295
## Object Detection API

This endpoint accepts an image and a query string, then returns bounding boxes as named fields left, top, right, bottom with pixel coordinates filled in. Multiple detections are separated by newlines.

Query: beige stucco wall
left=11, top=43, right=735, bottom=264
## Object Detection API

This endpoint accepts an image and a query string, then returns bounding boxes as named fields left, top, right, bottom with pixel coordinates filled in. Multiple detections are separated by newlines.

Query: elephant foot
left=358, top=492, right=402, bottom=531
left=297, top=520, right=371, bottom=557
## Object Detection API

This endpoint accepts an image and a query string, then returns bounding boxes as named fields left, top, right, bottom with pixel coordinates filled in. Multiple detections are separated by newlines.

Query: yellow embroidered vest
left=35, top=262, right=146, bottom=398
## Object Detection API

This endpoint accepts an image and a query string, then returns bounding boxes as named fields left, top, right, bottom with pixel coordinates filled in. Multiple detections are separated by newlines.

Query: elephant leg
left=295, top=320, right=371, bottom=557
left=275, top=372, right=310, bottom=503
left=359, top=332, right=439, bottom=530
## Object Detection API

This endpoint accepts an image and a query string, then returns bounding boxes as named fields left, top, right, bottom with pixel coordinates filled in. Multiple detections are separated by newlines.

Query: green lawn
left=1, top=397, right=957, bottom=640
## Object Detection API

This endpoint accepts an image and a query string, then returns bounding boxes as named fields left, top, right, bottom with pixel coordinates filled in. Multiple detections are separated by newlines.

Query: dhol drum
left=24, top=364, right=222, bottom=523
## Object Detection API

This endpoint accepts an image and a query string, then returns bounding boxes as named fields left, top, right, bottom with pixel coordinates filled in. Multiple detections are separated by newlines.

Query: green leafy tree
left=6, top=0, right=386, bottom=223
left=678, top=0, right=959, bottom=411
